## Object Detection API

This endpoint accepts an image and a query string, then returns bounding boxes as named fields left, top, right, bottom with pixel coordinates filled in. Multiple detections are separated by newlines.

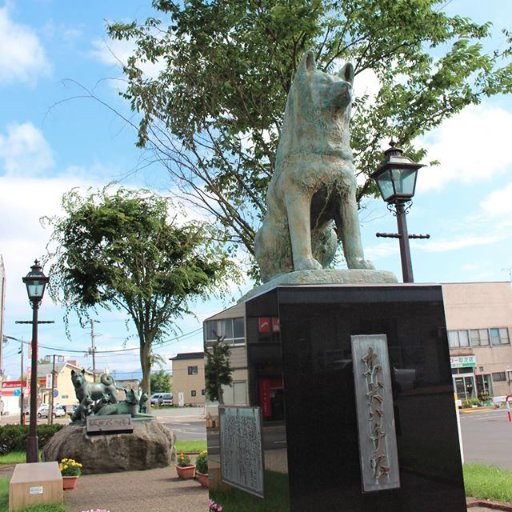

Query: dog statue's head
left=70, top=368, right=86, bottom=388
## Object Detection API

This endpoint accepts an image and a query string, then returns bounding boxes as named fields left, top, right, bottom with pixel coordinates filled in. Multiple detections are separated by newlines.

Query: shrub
left=177, top=452, right=192, bottom=467
left=461, top=397, right=480, bottom=408
left=0, top=424, right=63, bottom=453
left=195, top=450, right=208, bottom=474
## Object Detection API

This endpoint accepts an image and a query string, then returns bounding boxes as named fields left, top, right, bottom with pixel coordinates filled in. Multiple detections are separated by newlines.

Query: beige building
left=443, top=281, right=512, bottom=401
left=38, top=360, right=94, bottom=408
left=170, top=352, right=206, bottom=406
left=204, top=301, right=249, bottom=406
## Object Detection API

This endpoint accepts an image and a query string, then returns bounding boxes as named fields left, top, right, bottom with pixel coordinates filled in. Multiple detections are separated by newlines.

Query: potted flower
left=176, top=452, right=195, bottom=479
left=59, top=458, right=82, bottom=490
left=195, top=450, right=208, bottom=487
left=208, top=499, right=223, bottom=511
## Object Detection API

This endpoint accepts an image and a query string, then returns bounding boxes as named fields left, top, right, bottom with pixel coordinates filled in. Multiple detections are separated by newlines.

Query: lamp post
left=371, top=141, right=426, bottom=283
left=22, top=260, right=49, bottom=463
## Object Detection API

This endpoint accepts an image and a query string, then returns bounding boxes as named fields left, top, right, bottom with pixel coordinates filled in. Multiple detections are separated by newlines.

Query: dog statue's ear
left=71, top=370, right=75, bottom=376
left=298, top=50, right=316, bottom=76
left=81, top=369, right=85, bottom=375
left=339, top=62, right=354, bottom=85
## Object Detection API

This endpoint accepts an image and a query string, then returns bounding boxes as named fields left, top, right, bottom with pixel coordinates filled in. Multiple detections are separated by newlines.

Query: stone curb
left=459, top=407, right=496, bottom=414
left=467, top=499, right=512, bottom=510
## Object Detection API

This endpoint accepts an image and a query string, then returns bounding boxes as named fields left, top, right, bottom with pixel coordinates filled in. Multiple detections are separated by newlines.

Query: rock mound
left=42, top=420, right=176, bottom=474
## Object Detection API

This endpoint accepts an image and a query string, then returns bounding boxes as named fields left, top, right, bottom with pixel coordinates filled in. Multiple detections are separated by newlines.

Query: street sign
left=52, top=389, right=58, bottom=398
left=13, top=389, right=21, bottom=397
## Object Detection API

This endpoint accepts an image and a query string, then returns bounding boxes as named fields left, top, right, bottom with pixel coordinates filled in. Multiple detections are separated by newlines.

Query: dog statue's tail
left=100, top=373, right=115, bottom=386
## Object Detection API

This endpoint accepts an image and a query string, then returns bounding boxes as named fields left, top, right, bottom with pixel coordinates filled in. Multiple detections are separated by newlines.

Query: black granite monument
left=206, top=284, right=467, bottom=512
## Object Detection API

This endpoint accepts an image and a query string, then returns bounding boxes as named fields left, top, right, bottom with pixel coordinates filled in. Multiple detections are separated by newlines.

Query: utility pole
left=48, top=354, right=56, bottom=425
left=4, top=335, right=27, bottom=425
left=19, top=339, right=24, bottom=426
left=89, top=319, right=100, bottom=382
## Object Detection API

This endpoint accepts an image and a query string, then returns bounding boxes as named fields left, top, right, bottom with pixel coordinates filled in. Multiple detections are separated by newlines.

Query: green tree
left=43, top=186, right=236, bottom=396
left=204, top=335, right=233, bottom=404
left=108, top=0, right=511, bottom=274
left=150, top=369, right=172, bottom=393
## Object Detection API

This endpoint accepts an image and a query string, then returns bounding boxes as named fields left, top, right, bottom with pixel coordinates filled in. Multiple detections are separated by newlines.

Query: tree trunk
left=140, top=339, right=152, bottom=398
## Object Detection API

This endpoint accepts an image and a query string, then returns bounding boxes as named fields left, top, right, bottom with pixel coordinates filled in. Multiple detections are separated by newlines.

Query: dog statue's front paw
left=347, top=257, right=375, bottom=270
left=294, top=257, right=323, bottom=272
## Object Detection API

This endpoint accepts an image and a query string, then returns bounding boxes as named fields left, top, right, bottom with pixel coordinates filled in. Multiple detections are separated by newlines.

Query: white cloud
left=91, top=37, right=165, bottom=83
left=354, top=68, right=380, bottom=102
left=480, top=182, right=512, bottom=217
left=365, top=242, right=399, bottom=260
left=0, top=6, right=51, bottom=85
left=418, top=104, right=512, bottom=192
left=421, top=234, right=502, bottom=253
left=0, top=122, right=54, bottom=176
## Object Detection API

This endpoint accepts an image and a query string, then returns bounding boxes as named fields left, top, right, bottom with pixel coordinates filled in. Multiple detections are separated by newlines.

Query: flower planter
left=62, top=475, right=79, bottom=490
left=196, top=472, right=209, bottom=488
left=176, top=465, right=196, bottom=479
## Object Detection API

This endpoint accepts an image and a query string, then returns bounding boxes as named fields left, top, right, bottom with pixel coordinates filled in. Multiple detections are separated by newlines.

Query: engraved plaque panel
left=219, top=405, right=264, bottom=497
left=351, top=334, right=400, bottom=492
left=86, top=414, right=133, bottom=435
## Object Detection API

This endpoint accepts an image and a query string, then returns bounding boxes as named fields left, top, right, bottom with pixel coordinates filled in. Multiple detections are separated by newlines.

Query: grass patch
left=0, top=477, right=8, bottom=511
left=463, top=463, right=512, bottom=503
left=175, top=439, right=206, bottom=453
left=0, top=450, right=27, bottom=464
left=18, top=505, right=67, bottom=512
left=211, top=470, right=289, bottom=512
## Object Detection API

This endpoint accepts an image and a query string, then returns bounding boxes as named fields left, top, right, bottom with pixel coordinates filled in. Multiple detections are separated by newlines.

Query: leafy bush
left=461, top=397, right=480, bottom=408
left=195, top=450, right=208, bottom=474
left=478, top=392, right=491, bottom=403
left=0, top=424, right=63, bottom=453
left=177, top=452, right=192, bottom=467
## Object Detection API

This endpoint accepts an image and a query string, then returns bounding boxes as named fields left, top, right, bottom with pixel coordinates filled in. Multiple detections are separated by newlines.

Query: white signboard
left=351, top=334, right=400, bottom=492
left=450, top=355, right=476, bottom=368
left=219, top=406, right=264, bottom=497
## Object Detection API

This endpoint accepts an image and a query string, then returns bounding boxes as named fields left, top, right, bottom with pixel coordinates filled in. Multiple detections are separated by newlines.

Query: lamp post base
left=26, top=435, right=39, bottom=463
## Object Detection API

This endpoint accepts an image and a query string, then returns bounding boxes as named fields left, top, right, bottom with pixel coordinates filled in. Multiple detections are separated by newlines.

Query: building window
left=492, top=372, right=506, bottom=382
left=191, top=390, right=196, bottom=397
left=201, top=389, right=205, bottom=395
left=188, top=366, right=198, bottom=375
left=205, top=317, right=245, bottom=345
left=490, top=328, right=509, bottom=346
left=469, top=329, right=489, bottom=346
left=449, top=327, right=510, bottom=348
left=448, top=330, right=469, bottom=348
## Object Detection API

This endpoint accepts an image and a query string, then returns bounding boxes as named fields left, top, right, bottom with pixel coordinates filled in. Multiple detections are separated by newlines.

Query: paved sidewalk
left=64, top=463, right=209, bottom=512
left=2, top=463, right=209, bottom=512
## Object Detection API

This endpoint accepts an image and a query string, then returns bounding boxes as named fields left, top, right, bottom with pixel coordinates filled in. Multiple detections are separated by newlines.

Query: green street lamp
left=22, top=260, right=49, bottom=463
left=371, top=141, right=425, bottom=283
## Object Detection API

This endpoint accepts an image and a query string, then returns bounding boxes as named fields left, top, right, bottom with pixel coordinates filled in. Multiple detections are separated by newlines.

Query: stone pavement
left=63, top=463, right=209, bottom=512
left=2, top=463, right=209, bottom=512
left=2, top=461, right=512, bottom=511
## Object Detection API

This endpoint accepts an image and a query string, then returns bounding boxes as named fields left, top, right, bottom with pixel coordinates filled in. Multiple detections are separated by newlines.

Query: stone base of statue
left=42, top=419, right=175, bottom=474
left=207, top=283, right=467, bottom=512
left=240, top=269, right=397, bottom=302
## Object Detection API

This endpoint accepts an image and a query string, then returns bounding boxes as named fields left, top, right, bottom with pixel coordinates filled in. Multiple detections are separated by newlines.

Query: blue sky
left=1, top=1, right=511, bottom=380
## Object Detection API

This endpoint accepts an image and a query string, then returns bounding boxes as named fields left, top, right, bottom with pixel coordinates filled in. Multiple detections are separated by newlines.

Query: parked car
left=150, top=393, right=164, bottom=405
left=37, top=404, right=66, bottom=418
left=160, top=393, right=173, bottom=406
left=150, top=393, right=173, bottom=406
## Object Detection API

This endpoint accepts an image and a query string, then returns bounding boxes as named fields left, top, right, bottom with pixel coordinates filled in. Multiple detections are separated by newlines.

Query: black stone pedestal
left=207, top=284, right=467, bottom=512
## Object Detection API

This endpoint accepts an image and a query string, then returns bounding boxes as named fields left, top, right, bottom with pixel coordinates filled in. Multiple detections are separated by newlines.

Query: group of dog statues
left=69, top=368, right=150, bottom=424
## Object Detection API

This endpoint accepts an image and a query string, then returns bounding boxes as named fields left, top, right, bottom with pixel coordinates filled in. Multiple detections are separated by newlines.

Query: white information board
left=219, top=405, right=264, bottom=497
left=351, top=334, right=400, bottom=492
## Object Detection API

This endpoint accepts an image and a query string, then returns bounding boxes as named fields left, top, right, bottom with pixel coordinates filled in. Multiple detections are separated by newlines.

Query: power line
left=3, top=327, right=203, bottom=355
